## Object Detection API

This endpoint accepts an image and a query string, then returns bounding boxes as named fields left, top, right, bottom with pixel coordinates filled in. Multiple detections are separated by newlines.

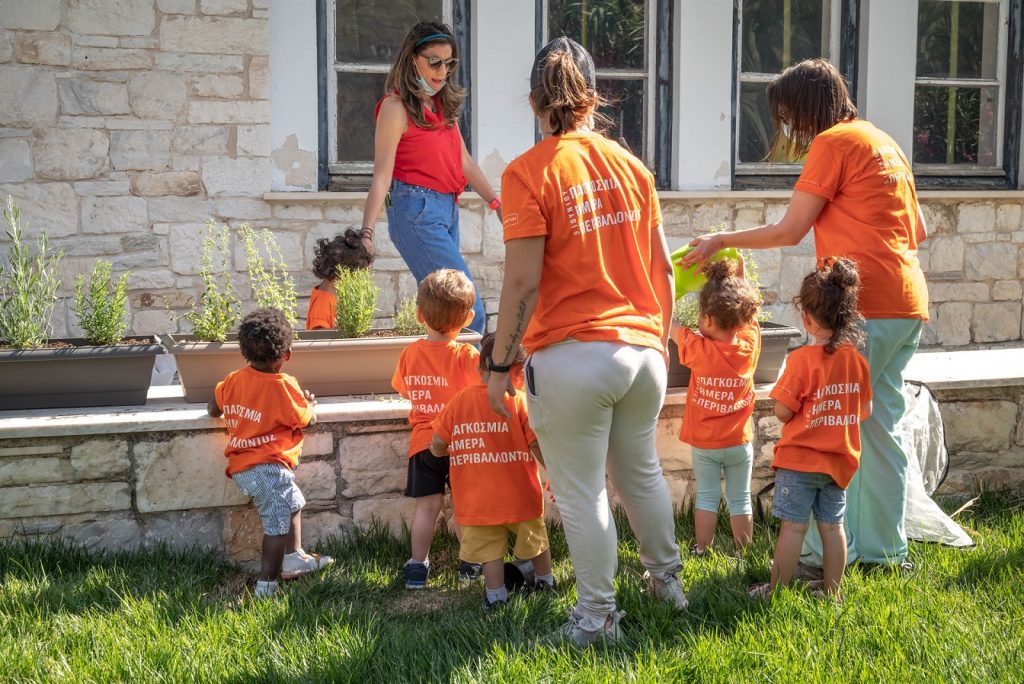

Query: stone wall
left=2, top=383, right=1022, bottom=561
left=0, top=1, right=1022, bottom=346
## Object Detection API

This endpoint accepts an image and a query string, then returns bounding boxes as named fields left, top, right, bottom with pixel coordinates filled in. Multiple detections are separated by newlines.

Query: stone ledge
left=264, top=190, right=1024, bottom=202
left=0, top=347, right=1020, bottom=440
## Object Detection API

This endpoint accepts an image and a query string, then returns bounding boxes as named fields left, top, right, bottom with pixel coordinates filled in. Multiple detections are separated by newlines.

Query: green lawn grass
left=2, top=494, right=1022, bottom=683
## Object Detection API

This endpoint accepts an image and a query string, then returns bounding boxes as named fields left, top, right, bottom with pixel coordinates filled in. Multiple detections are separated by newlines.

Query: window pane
left=337, top=72, right=389, bottom=163
left=336, top=0, right=444, bottom=64
left=597, top=79, right=645, bottom=160
left=916, top=1, right=999, bottom=80
left=741, top=0, right=828, bottom=73
left=547, top=0, right=646, bottom=70
left=913, top=84, right=999, bottom=165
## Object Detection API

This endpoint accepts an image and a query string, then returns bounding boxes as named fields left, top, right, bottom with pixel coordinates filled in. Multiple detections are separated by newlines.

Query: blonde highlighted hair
left=384, top=21, right=465, bottom=129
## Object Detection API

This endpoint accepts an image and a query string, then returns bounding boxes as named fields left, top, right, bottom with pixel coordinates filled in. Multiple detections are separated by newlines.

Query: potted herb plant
left=0, top=197, right=162, bottom=410
left=666, top=237, right=802, bottom=388
left=161, top=222, right=478, bottom=404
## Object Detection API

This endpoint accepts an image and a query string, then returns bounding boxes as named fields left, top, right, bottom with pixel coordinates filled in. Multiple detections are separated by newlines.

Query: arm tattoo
left=500, top=299, right=528, bottom=364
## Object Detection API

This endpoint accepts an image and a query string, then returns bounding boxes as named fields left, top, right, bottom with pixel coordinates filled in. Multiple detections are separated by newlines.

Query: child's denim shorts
left=772, top=468, right=846, bottom=525
left=232, top=463, right=305, bottom=536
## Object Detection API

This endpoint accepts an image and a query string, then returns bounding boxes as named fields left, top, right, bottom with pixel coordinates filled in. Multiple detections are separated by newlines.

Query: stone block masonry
left=0, top=2, right=1020, bottom=344
left=1, top=352, right=1021, bottom=564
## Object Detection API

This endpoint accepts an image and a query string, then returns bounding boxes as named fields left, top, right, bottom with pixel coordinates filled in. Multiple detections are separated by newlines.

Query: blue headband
left=415, top=33, right=451, bottom=47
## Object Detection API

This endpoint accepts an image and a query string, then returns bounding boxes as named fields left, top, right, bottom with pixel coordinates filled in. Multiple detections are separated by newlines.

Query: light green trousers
left=801, top=318, right=923, bottom=566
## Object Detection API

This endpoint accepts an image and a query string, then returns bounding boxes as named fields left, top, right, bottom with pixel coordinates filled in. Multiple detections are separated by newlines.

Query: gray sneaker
left=644, top=570, right=689, bottom=610
left=548, top=609, right=625, bottom=648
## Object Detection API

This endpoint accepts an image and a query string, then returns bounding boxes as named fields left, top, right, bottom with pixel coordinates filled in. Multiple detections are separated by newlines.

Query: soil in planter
left=0, top=337, right=157, bottom=351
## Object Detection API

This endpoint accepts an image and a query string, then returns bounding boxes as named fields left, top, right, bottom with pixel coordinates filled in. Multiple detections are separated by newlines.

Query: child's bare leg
left=481, top=559, right=504, bottom=590
left=285, top=511, right=302, bottom=554
left=528, top=548, right=552, bottom=577
left=730, top=514, right=753, bottom=550
left=410, top=493, right=443, bottom=561
left=260, top=533, right=288, bottom=581
left=769, top=520, right=809, bottom=589
left=817, top=521, right=847, bottom=595
left=694, top=509, right=718, bottom=550
left=452, top=518, right=462, bottom=543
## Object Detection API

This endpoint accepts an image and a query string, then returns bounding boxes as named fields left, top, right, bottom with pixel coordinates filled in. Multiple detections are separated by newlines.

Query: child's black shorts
left=404, top=448, right=450, bottom=498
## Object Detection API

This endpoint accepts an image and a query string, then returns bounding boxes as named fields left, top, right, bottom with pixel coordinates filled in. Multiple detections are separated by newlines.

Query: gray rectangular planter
left=667, top=321, right=804, bottom=388
left=161, top=330, right=483, bottom=404
left=0, top=337, right=163, bottom=410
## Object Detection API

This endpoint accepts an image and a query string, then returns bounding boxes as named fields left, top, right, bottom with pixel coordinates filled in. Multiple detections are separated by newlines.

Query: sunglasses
left=420, top=55, right=459, bottom=72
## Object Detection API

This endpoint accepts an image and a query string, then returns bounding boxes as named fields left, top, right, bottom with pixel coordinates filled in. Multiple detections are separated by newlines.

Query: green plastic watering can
left=670, top=244, right=740, bottom=300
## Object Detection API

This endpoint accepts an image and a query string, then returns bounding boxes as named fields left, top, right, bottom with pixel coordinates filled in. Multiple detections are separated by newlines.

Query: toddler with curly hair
left=306, top=229, right=373, bottom=330
left=208, top=308, right=333, bottom=597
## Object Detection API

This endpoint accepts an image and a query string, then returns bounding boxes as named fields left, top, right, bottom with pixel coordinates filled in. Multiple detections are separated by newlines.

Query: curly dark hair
left=238, top=307, right=293, bottom=366
left=312, top=229, right=372, bottom=280
left=479, top=332, right=526, bottom=374
left=794, top=257, right=865, bottom=354
left=698, top=259, right=761, bottom=331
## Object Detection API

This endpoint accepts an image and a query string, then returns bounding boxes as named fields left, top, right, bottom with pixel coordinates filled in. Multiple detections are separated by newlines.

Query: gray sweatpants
left=526, top=340, right=682, bottom=630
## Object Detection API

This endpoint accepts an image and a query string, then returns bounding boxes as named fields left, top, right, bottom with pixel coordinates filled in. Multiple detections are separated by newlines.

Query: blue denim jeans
left=385, top=179, right=486, bottom=334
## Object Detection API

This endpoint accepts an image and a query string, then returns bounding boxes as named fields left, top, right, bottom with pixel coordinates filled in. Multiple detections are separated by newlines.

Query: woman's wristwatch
left=487, top=356, right=512, bottom=373
left=488, top=197, right=501, bottom=211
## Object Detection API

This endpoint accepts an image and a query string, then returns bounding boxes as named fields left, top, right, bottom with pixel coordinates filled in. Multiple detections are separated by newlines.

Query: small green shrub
left=393, top=296, right=425, bottom=336
left=239, top=224, right=298, bottom=329
left=0, top=196, right=63, bottom=349
left=182, top=220, right=240, bottom=342
left=73, top=261, right=129, bottom=346
left=334, top=266, right=378, bottom=338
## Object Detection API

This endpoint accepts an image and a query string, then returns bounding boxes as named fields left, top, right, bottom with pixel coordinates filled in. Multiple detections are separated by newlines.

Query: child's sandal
left=747, top=582, right=772, bottom=600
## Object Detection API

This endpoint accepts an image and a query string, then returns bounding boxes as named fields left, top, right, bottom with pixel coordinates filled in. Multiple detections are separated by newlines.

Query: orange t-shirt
left=501, top=131, right=666, bottom=353
left=795, top=119, right=929, bottom=320
left=676, top=322, right=761, bottom=449
left=432, top=384, right=542, bottom=526
left=306, top=288, right=336, bottom=330
left=392, top=339, right=480, bottom=456
left=214, top=366, right=315, bottom=477
left=769, top=344, right=873, bottom=488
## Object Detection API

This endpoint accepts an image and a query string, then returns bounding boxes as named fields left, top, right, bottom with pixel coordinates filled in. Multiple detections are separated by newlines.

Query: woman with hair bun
left=682, top=58, right=929, bottom=574
left=487, top=36, right=685, bottom=647
left=360, top=21, right=498, bottom=335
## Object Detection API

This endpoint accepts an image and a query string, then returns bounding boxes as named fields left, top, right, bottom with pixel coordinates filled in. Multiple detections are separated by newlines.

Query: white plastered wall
left=673, top=0, right=734, bottom=190
left=857, top=0, right=919, bottom=156
left=471, top=0, right=538, bottom=188
left=268, top=0, right=320, bottom=191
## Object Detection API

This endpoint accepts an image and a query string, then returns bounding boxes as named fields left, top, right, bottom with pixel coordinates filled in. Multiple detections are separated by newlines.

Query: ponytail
left=794, top=257, right=864, bottom=354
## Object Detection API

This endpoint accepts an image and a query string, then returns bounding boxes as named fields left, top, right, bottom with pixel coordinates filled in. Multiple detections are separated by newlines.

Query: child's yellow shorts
left=459, top=515, right=549, bottom=564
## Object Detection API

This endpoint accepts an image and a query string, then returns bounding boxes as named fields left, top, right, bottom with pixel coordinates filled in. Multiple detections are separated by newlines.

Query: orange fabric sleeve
left=794, top=138, right=843, bottom=201
left=770, top=355, right=806, bottom=414
left=501, top=169, right=549, bottom=241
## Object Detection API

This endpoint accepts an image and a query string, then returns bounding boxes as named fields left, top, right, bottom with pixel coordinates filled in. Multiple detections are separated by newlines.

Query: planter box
left=161, top=330, right=483, bottom=404
left=667, top=321, right=803, bottom=388
left=0, top=337, right=163, bottom=410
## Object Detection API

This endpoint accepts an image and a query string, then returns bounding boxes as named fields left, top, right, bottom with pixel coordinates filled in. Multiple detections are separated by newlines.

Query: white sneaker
left=254, top=579, right=278, bottom=598
left=548, top=609, right=625, bottom=648
left=281, top=549, right=334, bottom=580
left=644, top=570, right=689, bottom=610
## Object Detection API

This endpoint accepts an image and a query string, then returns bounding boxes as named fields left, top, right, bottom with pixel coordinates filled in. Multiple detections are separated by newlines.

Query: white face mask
left=781, top=122, right=792, bottom=139
left=417, top=74, right=444, bottom=96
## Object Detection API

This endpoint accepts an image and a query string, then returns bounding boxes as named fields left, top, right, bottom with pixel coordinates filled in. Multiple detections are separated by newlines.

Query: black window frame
left=731, top=0, right=862, bottom=191
left=914, top=0, right=1023, bottom=190
left=316, top=0, right=472, bottom=191
left=535, top=0, right=675, bottom=189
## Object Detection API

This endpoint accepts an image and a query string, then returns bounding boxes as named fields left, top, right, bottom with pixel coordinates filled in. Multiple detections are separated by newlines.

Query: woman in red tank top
left=360, top=21, right=498, bottom=335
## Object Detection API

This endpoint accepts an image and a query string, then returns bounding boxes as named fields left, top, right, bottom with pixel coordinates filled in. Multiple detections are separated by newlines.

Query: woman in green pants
left=682, top=58, right=929, bottom=570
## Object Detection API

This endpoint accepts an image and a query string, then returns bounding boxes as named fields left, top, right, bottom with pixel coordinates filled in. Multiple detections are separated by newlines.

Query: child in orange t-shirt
left=750, top=258, right=872, bottom=600
left=208, top=308, right=333, bottom=598
left=305, top=229, right=372, bottom=330
left=431, top=333, right=554, bottom=610
left=670, top=257, right=761, bottom=556
left=391, top=269, right=480, bottom=589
